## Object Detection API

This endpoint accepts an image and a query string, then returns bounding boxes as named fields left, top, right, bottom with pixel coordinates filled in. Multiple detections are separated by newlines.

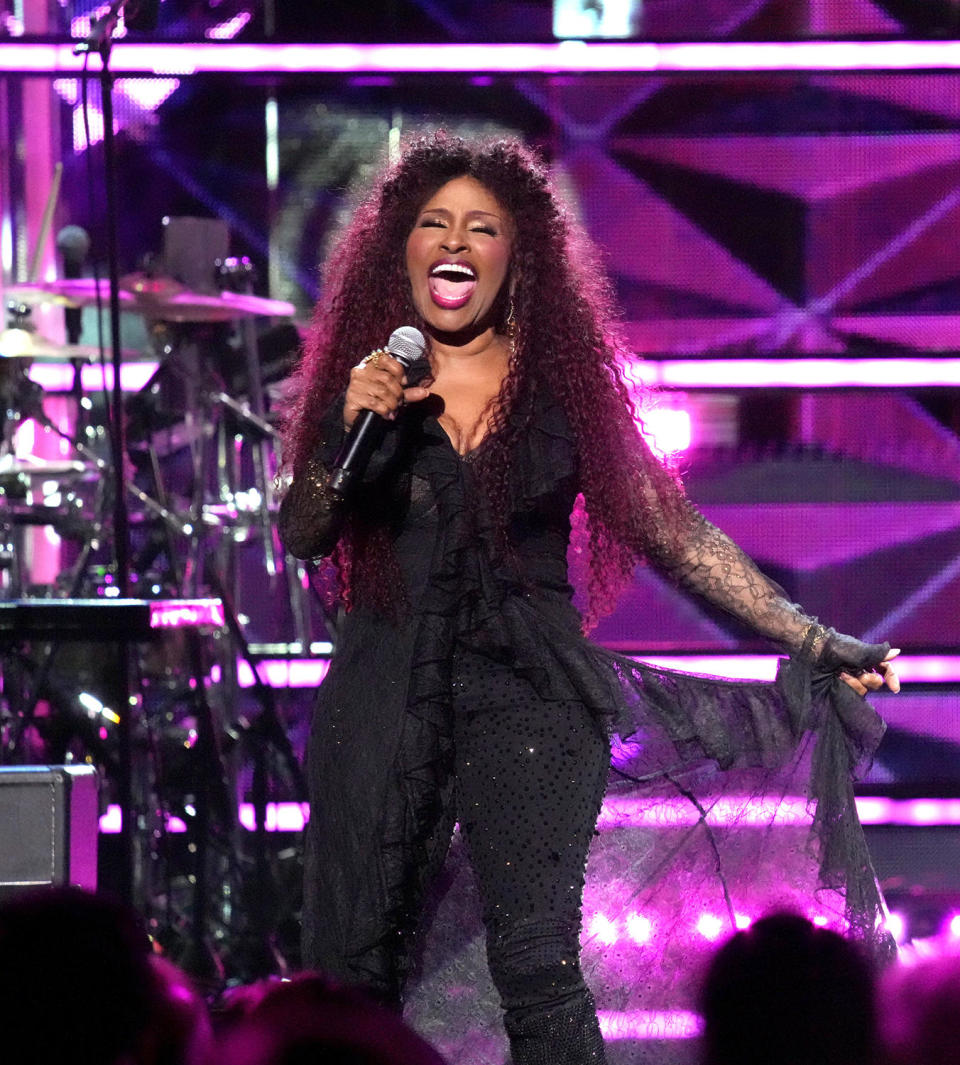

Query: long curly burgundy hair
left=280, top=131, right=691, bottom=629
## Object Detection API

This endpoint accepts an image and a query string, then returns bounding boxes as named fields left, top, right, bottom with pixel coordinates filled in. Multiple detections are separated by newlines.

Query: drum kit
left=1, top=266, right=299, bottom=597
left=0, top=266, right=313, bottom=978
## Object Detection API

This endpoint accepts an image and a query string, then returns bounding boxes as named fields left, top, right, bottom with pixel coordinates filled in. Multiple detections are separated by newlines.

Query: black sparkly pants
left=451, top=649, right=610, bottom=1065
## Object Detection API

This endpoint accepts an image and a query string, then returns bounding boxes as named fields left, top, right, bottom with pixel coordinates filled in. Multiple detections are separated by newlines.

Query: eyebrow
left=418, top=206, right=504, bottom=222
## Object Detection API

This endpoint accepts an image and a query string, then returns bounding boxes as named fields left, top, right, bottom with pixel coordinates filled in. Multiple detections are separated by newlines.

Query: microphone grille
left=387, top=326, right=427, bottom=368
left=55, top=225, right=91, bottom=261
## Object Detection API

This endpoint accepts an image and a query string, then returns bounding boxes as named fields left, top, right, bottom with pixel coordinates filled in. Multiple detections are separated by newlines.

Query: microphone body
left=328, top=326, right=427, bottom=497
left=56, top=225, right=91, bottom=345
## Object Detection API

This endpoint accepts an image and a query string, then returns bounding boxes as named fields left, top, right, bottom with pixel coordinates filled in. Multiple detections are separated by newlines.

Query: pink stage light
left=27, top=357, right=960, bottom=401
left=946, top=913, right=960, bottom=940
left=218, top=653, right=798, bottom=689
left=149, top=598, right=225, bottom=630
left=205, top=12, right=252, bottom=40
left=28, top=360, right=159, bottom=393
left=99, top=806, right=187, bottom=833
left=598, top=1010, right=701, bottom=1041
left=638, top=654, right=960, bottom=685
left=122, top=77, right=180, bottom=109
left=101, top=794, right=960, bottom=836
left=640, top=406, right=692, bottom=455
left=5, top=39, right=960, bottom=75
left=599, top=795, right=960, bottom=830
left=72, top=103, right=106, bottom=149
left=596, top=793, right=812, bottom=830
left=637, top=654, right=781, bottom=681
left=100, top=801, right=313, bottom=834
left=69, top=6, right=128, bottom=43
left=696, top=913, right=726, bottom=941
left=885, top=912, right=907, bottom=945
left=235, top=658, right=331, bottom=689
left=238, top=801, right=311, bottom=832
left=588, top=913, right=620, bottom=946
left=626, top=912, right=653, bottom=945
left=854, top=798, right=960, bottom=827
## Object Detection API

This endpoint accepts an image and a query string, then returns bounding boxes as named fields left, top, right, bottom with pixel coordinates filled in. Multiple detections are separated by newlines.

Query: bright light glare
left=697, top=914, right=725, bottom=941
left=640, top=407, right=692, bottom=455
left=626, top=912, right=653, bottom=944
left=885, top=912, right=907, bottom=944
left=588, top=913, right=620, bottom=946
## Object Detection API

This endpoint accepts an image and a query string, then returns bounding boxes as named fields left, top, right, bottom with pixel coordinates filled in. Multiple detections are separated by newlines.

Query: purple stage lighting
left=6, top=39, right=960, bottom=75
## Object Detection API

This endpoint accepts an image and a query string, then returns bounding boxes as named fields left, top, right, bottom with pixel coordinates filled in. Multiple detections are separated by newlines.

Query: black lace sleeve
left=277, top=391, right=349, bottom=560
left=647, top=502, right=889, bottom=671
left=277, top=454, right=345, bottom=560
left=277, top=391, right=409, bottom=560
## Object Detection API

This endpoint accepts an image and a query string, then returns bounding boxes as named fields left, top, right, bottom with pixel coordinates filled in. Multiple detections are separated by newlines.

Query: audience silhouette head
left=0, top=886, right=156, bottom=1065
left=699, top=911, right=876, bottom=1065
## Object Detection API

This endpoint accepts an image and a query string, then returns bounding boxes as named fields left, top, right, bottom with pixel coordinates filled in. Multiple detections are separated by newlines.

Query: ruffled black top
left=279, top=389, right=892, bottom=971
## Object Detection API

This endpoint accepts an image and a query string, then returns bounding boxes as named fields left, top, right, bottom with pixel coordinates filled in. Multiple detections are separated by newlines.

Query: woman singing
left=278, top=132, right=899, bottom=1064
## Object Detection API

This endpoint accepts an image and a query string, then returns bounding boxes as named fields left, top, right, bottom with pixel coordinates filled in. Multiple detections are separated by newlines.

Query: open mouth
left=428, top=261, right=477, bottom=309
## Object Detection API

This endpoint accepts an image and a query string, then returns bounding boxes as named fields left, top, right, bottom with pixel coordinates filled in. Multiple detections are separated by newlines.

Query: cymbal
left=135, top=288, right=297, bottom=323
left=0, top=329, right=97, bottom=363
left=7, top=278, right=137, bottom=310
left=8, top=276, right=295, bottom=322
left=0, top=457, right=99, bottom=481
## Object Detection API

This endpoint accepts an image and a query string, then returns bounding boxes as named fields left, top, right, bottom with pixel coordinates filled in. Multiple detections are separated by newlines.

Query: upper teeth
left=431, top=263, right=475, bottom=278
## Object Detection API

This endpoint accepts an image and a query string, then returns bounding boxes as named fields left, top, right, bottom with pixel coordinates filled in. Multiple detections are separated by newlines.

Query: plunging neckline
left=432, top=416, right=496, bottom=462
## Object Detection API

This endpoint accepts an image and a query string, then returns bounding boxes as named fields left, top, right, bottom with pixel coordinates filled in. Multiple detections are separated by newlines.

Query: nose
left=440, top=223, right=468, bottom=253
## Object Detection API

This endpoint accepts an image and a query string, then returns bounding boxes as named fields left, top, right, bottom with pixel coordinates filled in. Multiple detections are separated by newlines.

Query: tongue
left=430, top=276, right=476, bottom=303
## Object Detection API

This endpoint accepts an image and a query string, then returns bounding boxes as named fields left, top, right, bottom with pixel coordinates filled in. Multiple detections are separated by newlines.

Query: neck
left=427, top=327, right=510, bottom=372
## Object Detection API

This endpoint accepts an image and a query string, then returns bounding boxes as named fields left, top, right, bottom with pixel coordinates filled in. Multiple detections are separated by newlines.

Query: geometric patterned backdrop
left=268, top=67, right=960, bottom=659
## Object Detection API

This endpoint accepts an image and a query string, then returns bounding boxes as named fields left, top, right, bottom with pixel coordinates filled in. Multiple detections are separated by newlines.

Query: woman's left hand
left=839, top=648, right=901, bottom=696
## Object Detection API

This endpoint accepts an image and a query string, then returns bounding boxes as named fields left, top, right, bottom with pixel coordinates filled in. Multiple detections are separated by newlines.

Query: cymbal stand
left=184, top=371, right=311, bottom=976
left=216, top=258, right=278, bottom=578
left=75, top=3, right=138, bottom=902
left=203, top=562, right=307, bottom=976
left=124, top=338, right=293, bottom=977
left=205, top=386, right=314, bottom=655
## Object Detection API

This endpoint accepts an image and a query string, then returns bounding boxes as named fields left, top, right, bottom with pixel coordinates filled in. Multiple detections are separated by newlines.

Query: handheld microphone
left=328, top=326, right=427, bottom=497
left=56, top=225, right=91, bottom=345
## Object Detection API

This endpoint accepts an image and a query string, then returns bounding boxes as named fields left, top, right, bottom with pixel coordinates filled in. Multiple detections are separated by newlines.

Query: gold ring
left=361, top=348, right=388, bottom=367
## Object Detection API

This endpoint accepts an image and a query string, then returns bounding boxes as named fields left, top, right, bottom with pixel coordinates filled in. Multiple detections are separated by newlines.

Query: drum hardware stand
left=74, top=3, right=139, bottom=901
left=0, top=348, right=106, bottom=761
left=0, top=476, right=108, bottom=764
left=119, top=346, right=308, bottom=979
left=216, top=257, right=278, bottom=579
left=206, top=386, right=315, bottom=656
left=203, top=563, right=307, bottom=978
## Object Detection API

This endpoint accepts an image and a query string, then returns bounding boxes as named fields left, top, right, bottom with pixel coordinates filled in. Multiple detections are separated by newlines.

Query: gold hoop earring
left=505, top=297, right=518, bottom=352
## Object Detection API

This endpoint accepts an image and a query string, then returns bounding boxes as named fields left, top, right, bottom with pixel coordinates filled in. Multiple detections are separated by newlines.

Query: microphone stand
left=75, top=2, right=135, bottom=903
